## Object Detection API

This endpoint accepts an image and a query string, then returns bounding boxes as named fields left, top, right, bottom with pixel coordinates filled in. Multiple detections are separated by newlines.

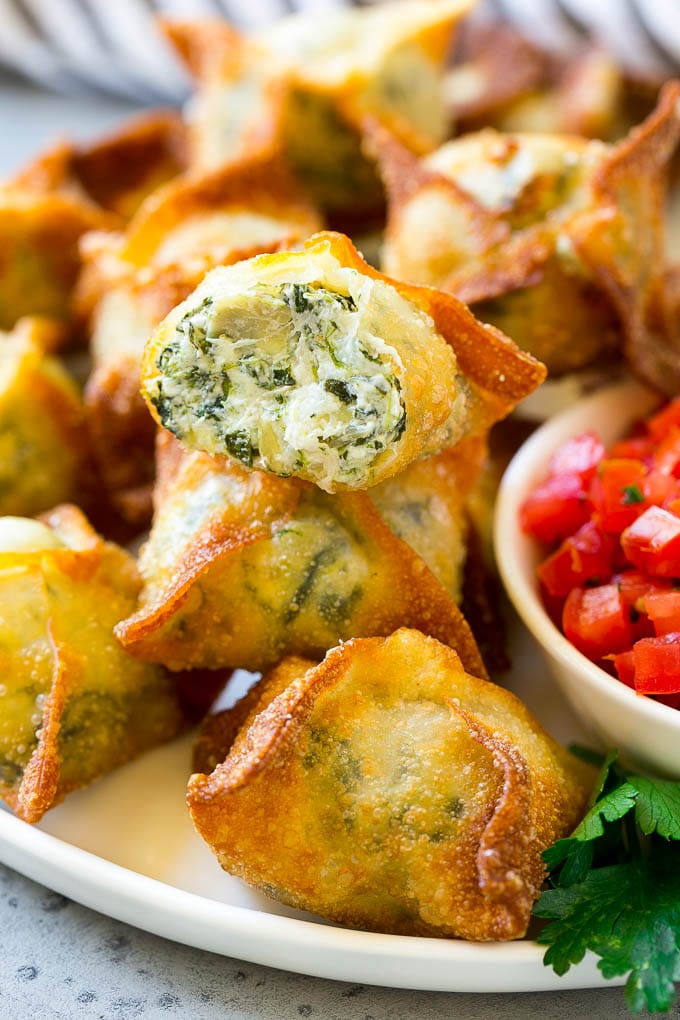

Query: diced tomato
left=651, top=426, right=680, bottom=477
left=615, top=571, right=672, bottom=611
left=525, top=400, right=680, bottom=710
left=589, top=459, right=648, bottom=533
left=519, top=472, right=589, bottom=543
left=646, top=398, right=680, bottom=442
left=641, top=469, right=680, bottom=508
left=610, top=649, right=636, bottom=688
left=538, top=521, right=615, bottom=597
left=640, top=590, right=680, bottom=636
left=548, top=432, right=605, bottom=481
left=621, top=506, right=680, bottom=577
left=563, top=584, right=634, bottom=660
left=633, top=633, right=680, bottom=693
left=609, top=436, right=653, bottom=462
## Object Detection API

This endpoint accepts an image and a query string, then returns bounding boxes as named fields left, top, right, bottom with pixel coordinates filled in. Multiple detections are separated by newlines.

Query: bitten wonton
left=141, top=231, right=545, bottom=492
left=0, top=506, right=185, bottom=823
left=115, top=430, right=486, bottom=676
left=188, top=628, right=593, bottom=940
left=78, top=153, right=321, bottom=525
left=375, top=82, right=680, bottom=377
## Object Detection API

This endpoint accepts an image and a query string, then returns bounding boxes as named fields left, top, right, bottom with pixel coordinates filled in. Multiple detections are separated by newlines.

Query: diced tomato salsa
left=520, top=397, right=680, bottom=711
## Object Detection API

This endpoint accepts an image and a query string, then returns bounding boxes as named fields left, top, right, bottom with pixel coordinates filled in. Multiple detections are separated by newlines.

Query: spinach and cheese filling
left=147, top=270, right=444, bottom=492
left=424, top=132, right=604, bottom=231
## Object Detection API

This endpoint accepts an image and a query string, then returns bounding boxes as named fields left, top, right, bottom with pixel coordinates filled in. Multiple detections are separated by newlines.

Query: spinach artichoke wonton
left=141, top=231, right=545, bottom=492
left=188, top=628, right=593, bottom=939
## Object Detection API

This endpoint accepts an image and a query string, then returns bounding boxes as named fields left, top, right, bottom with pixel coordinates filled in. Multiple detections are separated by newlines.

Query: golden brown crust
left=188, top=629, right=593, bottom=939
left=447, top=21, right=549, bottom=128
left=115, top=431, right=486, bottom=677
left=0, top=505, right=185, bottom=823
left=377, top=86, right=680, bottom=376
left=10, top=111, right=186, bottom=222
left=312, top=232, right=546, bottom=407
left=140, top=230, right=545, bottom=489
left=163, top=6, right=471, bottom=212
left=575, top=80, right=680, bottom=395
left=0, top=188, right=114, bottom=337
left=448, top=21, right=626, bottom=141
left=78, top=151, right=322, bottom=526
left=83, top=359, right=157, bottom=528
left=192, top=657, right=312, bottom=774
left=0, top=319, right=95, bottom=518
left=72, top=111, right=187, bottom=220
left=161, top=19, right=288, bottom=172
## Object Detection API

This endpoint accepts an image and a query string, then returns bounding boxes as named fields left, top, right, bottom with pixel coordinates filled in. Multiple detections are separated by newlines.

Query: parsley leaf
left=628, top=778, right=680, bottom=840
left=536, top=855, right=680, bottom=1013
left=621, top=484, right=645, bottom=505
left=535, top=752, right=680, bottom=1014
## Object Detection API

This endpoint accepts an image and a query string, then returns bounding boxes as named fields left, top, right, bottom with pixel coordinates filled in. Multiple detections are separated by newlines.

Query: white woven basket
left=0, top=0, right=677, bottom=101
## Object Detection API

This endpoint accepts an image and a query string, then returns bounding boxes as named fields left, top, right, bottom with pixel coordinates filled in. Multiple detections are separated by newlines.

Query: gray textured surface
left=0, top=863, right=660, bottom=1020
left=0, top=74, right=677, bottom=1020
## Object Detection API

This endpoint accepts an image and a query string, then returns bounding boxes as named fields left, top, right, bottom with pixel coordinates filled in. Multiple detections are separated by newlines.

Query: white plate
left=0, top=626, right=620, bottom=993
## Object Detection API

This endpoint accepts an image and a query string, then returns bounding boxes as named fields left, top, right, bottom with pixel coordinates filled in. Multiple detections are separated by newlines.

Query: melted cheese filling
left=149, top=268, right=420, bottom=490
left=425, top=133, right=606, bottom=224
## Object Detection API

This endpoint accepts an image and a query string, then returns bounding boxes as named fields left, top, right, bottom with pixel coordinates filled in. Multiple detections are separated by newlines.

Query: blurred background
left=0, top=0, right=678, bottom=105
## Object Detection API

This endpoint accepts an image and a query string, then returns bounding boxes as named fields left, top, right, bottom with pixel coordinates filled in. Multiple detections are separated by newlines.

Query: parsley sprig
left=533, top=752, right=680, bottom=1014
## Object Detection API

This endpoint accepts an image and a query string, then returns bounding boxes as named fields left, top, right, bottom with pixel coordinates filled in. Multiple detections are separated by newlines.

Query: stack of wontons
left=2, top=0, right=680, bottom=941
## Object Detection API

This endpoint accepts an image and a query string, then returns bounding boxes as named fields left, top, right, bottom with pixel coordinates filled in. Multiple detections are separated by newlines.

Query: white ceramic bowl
left=495, top=379, right=680, bottom=779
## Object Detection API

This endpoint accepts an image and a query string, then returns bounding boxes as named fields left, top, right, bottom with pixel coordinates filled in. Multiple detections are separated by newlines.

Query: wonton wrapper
left=0, top=179, right=114, bottom=337
left=375, top=82, right=680, bottom=377
left=0, top=506, right=185, bottom=823
left=446, top=21, right=626, bottom=141
left=141, top=231, right=544, bottom=493
left=188, top=628, right=593, bottom=940
left=165, top=0, right=472, bottom=211
left=0, top=112, right=186, bottom=344
left=11, top=111, right=187, bottom=223
left=116, top=430, right=486, bottom=677
left=78, top=153, right=322, bottom=525
left=0, top=318, right=91, bottom=517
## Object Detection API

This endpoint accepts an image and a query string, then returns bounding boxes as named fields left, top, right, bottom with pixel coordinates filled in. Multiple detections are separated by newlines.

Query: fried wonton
left=446, top=21, right=627, bottom=141
left=141, top=231, right=544, bottom=492
left=0, top=176, right=114, bottom=337
left=11, top=110, right=187, bottom=222
left=164, top=0, right=473, bottom=211
left=115, top=429, right=486, bottom=676
left=188, top=628, right=593, bottom=940
left=0, top=113, right=186, bottom=345
left=78, top=153, right=322, bottom=526
left=0, top=318, right=91, bottom=517
left=0, top=506, right=185, bottom=823
left=374, top=82, right=680, bottom=376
